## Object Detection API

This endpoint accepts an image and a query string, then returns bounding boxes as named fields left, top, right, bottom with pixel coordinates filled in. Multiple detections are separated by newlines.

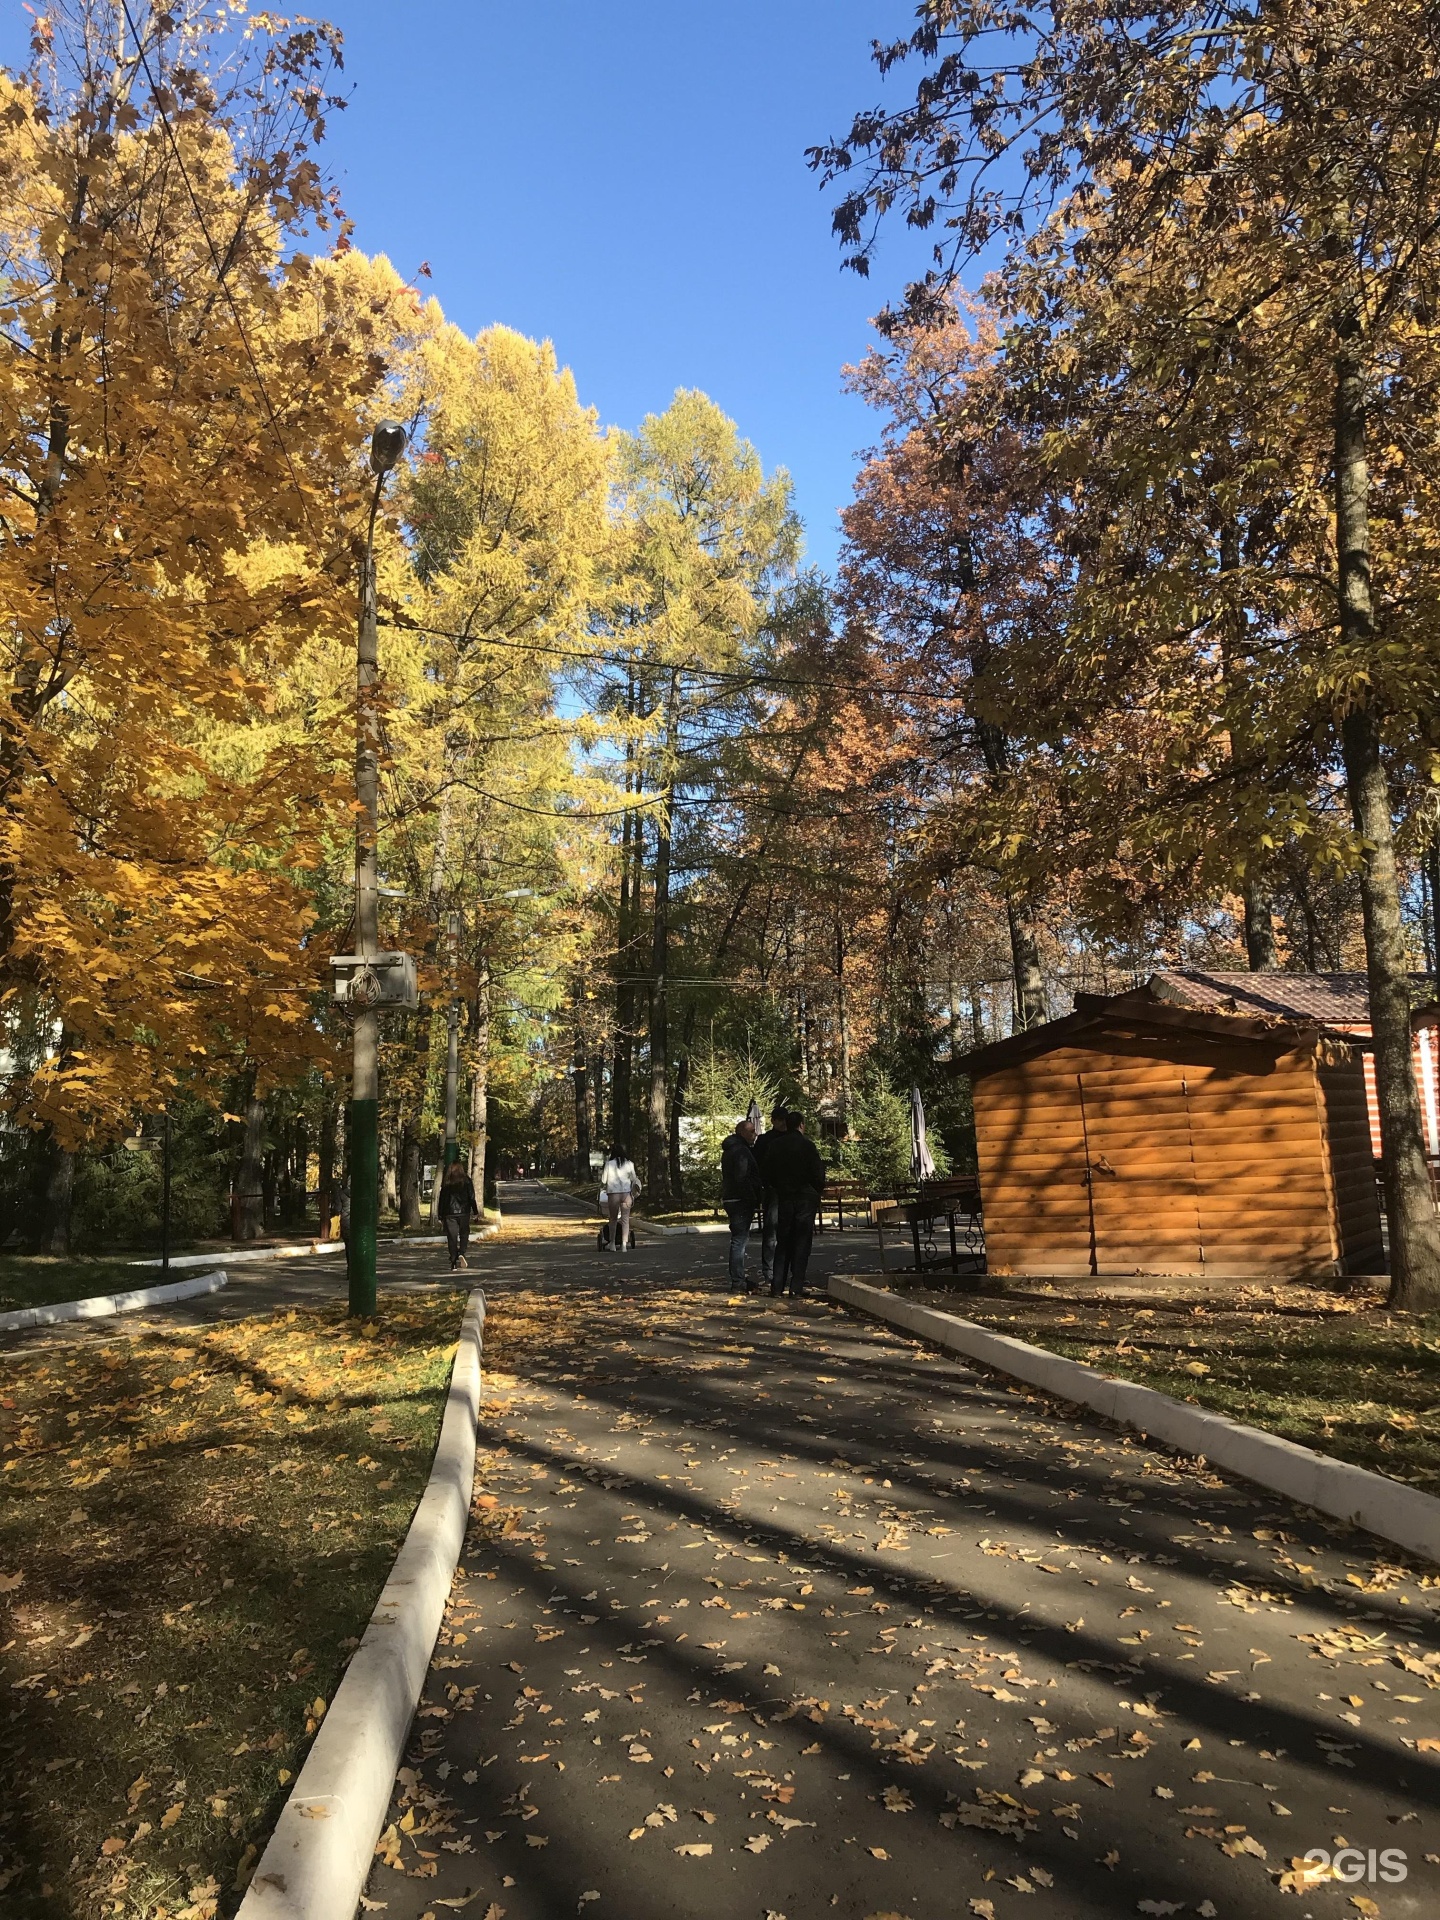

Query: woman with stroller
left=598, top=1143, right=640, bottom=1251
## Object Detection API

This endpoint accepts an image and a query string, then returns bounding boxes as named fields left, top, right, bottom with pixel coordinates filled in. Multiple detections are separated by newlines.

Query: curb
left=0, top=1269, right=227, bottom=1334
left=130, top=1229, right=497, bottom=1270
left=828, top=1275, right=1440, bottom=1567
left=237, top=1285, right=486, bottom=1920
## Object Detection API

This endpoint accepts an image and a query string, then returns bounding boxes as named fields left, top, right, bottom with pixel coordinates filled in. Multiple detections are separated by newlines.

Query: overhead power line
left=380, top=616, right=973, bottom=707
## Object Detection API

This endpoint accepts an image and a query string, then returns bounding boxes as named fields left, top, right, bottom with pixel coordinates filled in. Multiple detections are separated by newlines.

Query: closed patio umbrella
left=910, top=1084, right=937, bottom=1183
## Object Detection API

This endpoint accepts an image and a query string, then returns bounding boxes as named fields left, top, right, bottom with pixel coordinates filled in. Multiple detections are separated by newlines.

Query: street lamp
left=346, top=418, right=406, bottom=1318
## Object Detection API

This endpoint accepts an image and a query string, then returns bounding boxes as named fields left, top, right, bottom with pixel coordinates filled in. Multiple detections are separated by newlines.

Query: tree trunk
left=40, top=1139, right=75, bottom=1255
left=1242, top=878, right=1278, bottom=970
left=573, top=1020, right=591, bottom=1179
left=398, top=1115, right=422, bottom=1228
left=291, top=1116, right=309, bottom=1227
left=1335, top=341, right=1440, bottom=1307
left=647, top=777, right=673, bottom=1208
left=381, top=1129, right=399, bottom=1215
left=837, top=913, right=853, bottom=1122
left=612, top=718, right=637, bottom=1154
left=317, top=1094, right=337, bottom=1236
left=669, top=1049, right=688, bottom=1198
left=468, top=962, right=491, bottom=1202
left=234, top=1084, right=266, bottom=1241
left=1005, top=898, right=1046, bottom=1030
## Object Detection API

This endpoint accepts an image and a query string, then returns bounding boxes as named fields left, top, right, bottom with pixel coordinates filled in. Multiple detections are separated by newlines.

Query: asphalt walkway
left=356, top=1183, right=1440, bottom=1920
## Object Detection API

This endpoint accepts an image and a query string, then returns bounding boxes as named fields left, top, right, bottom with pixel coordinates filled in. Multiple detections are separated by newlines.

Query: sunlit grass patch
left=953, top=1296, right=1440, bottom=1488
left=0, top=1291, right=469, bottom=1918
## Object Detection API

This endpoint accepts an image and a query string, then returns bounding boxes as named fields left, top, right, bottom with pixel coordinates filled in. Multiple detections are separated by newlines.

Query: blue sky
left=0, top=1, right=937, bottom=573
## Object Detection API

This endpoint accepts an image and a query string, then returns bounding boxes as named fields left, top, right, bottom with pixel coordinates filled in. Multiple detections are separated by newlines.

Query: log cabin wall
left=973, top=1026, right=1380, bottom=1281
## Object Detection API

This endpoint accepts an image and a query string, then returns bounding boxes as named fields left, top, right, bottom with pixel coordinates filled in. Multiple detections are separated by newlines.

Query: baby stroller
left=597, top=1217, right=636, bottom=1252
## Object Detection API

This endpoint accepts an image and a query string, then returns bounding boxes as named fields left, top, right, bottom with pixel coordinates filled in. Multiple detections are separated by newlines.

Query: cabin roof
left=1145, top=968, right=1436, bottom=1027
left=952, top=991, right=1331, bottom=1080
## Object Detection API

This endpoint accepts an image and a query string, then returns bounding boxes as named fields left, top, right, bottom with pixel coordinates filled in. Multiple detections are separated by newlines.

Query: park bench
left=873, top=1174, right=984, bottom=1276
left=816, top=1177, right=873, bottom=1232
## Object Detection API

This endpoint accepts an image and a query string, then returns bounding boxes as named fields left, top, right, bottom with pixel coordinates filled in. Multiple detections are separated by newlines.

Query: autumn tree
left=588, top=391, right=799, bottom=1202
left=815, top=0, right=1440, bottom=1305
left=0, top=2, right=395, bottom=1249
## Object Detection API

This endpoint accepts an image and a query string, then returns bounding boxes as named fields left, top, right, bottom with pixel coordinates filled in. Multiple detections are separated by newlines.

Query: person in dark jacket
left=719, top=1117, right=763, bottom=1292
left=767, top=1110, right=826, bottom=1298
left=751, top=1106, right=788, bottom=1290
left=437, top=1159, right=480, bottom=1271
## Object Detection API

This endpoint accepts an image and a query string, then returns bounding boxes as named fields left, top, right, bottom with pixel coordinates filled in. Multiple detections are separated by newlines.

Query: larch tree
left=594, top=391, right=799, bottom=1201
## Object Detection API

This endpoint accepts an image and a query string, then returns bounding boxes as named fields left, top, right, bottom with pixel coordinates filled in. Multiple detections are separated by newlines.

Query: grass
left=912, top=1284, right=1440, bottom=1487
left=0, top=1257, right=179, bottom=1316
left=0, top=1289, right=470, bottom=1919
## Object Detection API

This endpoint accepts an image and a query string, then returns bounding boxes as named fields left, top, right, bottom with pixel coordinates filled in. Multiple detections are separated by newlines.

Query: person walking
left=752, top=1105, right=788, bottom=1290
left=767, top=1109, right=826, bottom=1299
left=719, top=1116, right=763, bottom=1293
left=437, top=1159, right=480, bottom=1271
left=599, top=1143, right=640, bottom=1251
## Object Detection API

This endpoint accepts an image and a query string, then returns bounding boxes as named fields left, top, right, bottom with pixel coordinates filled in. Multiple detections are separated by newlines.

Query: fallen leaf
left=674, top=1842, right=712, bottom=1857
left=160, top=1802, right=185, bottom=1830
left=969, top=1904, right=996, bottom=1920
left=868, top=1845, right=890, bottom=1859
left=1137, top=1905, right=1184, bottom=1917
left=882, top=1786, right=914, bottom=1812
left=745, top=1834, right=772, bottom=1853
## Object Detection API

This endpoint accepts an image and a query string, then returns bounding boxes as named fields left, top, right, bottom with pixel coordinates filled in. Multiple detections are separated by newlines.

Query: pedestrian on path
left=437, top=1160, right=480, bottom=1271
left=767, top=1108, right=826, bottom=1298
left=599, top=1143, right=640, bottom=1251
left=719, top=1116, right=763, bottom=1292
left=752, top=1105, right=788, bottom=1289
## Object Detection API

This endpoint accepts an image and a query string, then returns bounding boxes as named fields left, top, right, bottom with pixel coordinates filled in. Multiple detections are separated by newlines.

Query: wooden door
left=1078, top=1070, right=1204, bottom=1273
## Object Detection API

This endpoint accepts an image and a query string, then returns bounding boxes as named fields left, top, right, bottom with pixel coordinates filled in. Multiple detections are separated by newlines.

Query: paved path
left=348, top=1187, right=1440, bottom=1920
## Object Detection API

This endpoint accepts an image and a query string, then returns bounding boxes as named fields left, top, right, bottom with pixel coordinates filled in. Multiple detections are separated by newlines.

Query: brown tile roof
left=1144, top=969, right=1434, bottom=1028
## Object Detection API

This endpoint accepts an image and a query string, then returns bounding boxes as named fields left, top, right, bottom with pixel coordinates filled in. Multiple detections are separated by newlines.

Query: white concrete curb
left=131, top=1229, right=492, bottom=1270
left=237, top=1286, right=486, bottom=1920
left=828, top=1275, right=1440, bottom=1568
left=0, top=1269, right=227, bottom=1334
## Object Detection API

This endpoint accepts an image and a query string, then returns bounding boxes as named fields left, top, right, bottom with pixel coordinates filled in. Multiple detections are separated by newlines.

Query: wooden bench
left=874, top=1175, right=984, bottom=1275
left=816, top=1178, right=873, bottom=1232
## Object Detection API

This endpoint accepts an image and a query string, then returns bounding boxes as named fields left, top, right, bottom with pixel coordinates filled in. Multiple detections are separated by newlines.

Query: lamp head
left=370, top=419, right=407, bottom=475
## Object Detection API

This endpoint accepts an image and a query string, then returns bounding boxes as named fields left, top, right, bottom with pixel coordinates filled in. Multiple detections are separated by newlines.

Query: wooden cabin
left=958, top=995, right=1383, bottom=1281
left=1145, top=969, right=1440, bottom=1166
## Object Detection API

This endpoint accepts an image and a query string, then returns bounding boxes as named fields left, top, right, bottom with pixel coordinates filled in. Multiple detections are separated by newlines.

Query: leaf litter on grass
left=0, top=1293, right=469, bottom=1916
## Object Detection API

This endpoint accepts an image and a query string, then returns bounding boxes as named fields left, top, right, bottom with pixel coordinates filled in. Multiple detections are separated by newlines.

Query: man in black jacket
left=751, top=1106, right=788, bottom=1290
left=766, top=1110, right=826, bottom=1298
left=719, top=1118, right=763, bottom=1292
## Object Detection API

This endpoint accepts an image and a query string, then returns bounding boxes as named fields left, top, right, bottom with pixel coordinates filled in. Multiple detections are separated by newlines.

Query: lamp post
left=349, top=419, right=407, bottom=1318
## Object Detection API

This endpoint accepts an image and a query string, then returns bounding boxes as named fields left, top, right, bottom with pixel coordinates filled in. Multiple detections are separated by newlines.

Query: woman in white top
left=599, top=1143, right=640, bottom=1251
